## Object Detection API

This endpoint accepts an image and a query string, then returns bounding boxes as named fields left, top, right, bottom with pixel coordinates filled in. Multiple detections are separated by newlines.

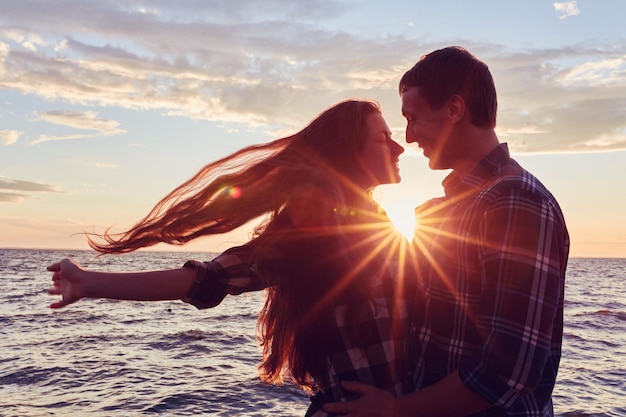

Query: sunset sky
left=1, top=0, right=625, bottom=258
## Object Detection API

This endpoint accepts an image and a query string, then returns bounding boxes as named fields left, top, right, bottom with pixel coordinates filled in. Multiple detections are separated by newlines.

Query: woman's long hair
left=255, top=205, right=397, bottom=392
left=88, top=99, right=382, bottom=254
left=88, top=99, right=395, bottom=392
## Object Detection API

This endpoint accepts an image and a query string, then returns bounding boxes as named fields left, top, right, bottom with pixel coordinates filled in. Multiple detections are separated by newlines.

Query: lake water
left=0, top=249, right=624, bottom=416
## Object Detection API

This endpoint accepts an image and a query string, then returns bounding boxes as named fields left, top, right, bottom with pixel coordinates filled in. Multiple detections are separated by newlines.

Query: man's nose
left=405, top=126, right=417, bottom=143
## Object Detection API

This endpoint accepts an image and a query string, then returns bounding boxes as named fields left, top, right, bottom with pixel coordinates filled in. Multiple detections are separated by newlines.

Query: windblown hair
left=87, top=99, right=391, bottom=391
left=254, top=183, right=392, bottom=391
left=399, top=46, right=498, bottom=129
left=88, top=99, right=382, bottom=254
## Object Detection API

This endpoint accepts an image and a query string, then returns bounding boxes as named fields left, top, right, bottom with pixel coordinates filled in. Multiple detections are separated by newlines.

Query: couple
left=47, top=46, right=570, bottom=417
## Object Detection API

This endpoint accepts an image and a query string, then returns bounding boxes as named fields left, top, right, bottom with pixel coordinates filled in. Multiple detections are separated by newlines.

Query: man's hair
left=399, top=46, right=497, bottom=128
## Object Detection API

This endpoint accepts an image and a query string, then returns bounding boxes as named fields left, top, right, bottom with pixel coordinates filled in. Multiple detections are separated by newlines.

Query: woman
left=47, top=99, right=415, bottom=416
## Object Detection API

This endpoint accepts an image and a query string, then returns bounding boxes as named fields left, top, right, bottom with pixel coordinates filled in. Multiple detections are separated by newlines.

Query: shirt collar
left=442, top=143, right=510, bottom=198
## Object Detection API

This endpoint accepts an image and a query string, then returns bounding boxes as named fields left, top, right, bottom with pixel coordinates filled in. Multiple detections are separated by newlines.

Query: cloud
left=0, top=130, right=21, bottom=145
left=2, top=29, right=45, bottom=52
left=0, top=191, right=27, bottom=203
left=0, top=215, right=90, bottom=249
left=0, top=215, right=83, bottom=230
left=0, top=0, right=412, bottom=129
left=488, top=46, right=626, bottom=153
left=37, top=110, right=119, bottom=131
left=553, top=1, right=580, bottom=20
left=0, top=1, right=624, bottom=154
left=89, top=161, right=120, bottom=168
left=0, top=176, right=63, bottom=203
left=556, top=56, right=626, bottom=87
left=30, top=110, right=125, bottom=144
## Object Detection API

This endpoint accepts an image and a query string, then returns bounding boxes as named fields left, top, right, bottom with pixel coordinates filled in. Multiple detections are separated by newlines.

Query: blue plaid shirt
left=409, top=143, right=570, bottom=416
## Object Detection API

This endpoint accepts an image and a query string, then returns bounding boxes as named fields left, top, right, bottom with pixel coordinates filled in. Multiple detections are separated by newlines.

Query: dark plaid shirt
left=409, top=144, right=570, bottom=416
left=183, top=236, right=413, bottom=417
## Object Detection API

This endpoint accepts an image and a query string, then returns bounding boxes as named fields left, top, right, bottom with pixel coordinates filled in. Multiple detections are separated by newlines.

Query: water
left=0, top=249, right=624, bottom=416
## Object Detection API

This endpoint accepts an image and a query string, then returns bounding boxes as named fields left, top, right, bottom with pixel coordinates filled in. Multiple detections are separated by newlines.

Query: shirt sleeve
left=182, top=245, right=268, bottom=309
left=458, top=183, right=568, bottom=408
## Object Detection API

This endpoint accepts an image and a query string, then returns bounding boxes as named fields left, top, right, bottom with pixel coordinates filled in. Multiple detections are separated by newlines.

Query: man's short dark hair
left=399, top=46, right=497, bottom=128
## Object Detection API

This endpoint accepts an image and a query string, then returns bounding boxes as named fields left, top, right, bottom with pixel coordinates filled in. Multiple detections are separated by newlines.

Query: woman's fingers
left=47, top=262, right=61, bottom=272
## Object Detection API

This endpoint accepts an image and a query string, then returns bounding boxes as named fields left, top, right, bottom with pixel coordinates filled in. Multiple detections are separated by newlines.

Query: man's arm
left=458, top=183, right=568, bottom=406
left=323, top=370, right=491, bottom=417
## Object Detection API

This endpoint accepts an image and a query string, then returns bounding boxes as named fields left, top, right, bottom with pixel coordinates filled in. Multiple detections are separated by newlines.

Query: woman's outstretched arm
left=47, top=258, right=196, bottom=309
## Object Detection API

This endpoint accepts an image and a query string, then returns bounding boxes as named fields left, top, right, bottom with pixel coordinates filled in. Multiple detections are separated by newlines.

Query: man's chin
left=428, top=158, right=444, bottom=170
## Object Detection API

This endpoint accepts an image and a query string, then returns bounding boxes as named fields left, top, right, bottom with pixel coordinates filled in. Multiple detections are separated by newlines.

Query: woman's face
left=356, top=112, right=404, bottom=188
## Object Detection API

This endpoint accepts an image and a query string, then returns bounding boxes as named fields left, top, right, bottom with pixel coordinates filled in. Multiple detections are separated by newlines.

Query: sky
left=1, top=0, right=625, bottom=258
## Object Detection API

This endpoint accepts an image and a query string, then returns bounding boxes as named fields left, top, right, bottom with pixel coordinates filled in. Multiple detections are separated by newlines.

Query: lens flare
left=223, top=186, right=242, bottom=199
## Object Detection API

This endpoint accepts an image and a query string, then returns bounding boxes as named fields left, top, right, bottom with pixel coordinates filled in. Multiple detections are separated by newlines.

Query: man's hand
left=323, top=381, right=398, bottom=417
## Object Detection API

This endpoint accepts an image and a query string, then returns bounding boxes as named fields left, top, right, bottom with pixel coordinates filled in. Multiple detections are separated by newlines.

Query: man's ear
left=447, top=94, right=466, bottom=123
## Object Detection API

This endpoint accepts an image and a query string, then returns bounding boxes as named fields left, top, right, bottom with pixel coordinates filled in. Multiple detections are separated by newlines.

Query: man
left=324, top=46, right=570, bottom=416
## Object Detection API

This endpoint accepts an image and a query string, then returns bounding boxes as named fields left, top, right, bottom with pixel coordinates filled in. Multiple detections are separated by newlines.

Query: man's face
left=401, top=87, right=454, bottom=170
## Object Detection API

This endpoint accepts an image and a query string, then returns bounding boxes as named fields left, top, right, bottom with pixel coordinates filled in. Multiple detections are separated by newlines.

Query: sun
left=384, top=203, right=415, bottom=242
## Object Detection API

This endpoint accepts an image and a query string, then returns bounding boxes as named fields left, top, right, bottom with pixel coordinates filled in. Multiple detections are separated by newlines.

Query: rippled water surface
left=1, top=250, right=624, bottom=416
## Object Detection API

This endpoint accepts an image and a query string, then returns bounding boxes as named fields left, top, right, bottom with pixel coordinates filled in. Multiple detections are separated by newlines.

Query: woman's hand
left=47, top=258, right=87, bottom=309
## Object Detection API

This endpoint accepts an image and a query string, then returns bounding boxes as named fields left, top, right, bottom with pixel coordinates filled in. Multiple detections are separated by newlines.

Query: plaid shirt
left=183, top=231, right=413, bottom=417
left=409, top=143, right=570, bottom=416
